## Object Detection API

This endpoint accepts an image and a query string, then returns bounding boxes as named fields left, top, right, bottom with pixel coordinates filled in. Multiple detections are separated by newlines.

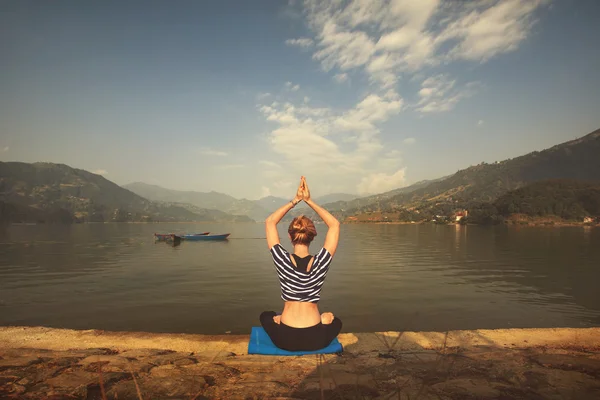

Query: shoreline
left=2, top=325, right=600, bottom=353
left=7, top=220, right=599, bottom=228
left=344, top=220, right=600, bottom=227
left=2, top=326, right=599, bottom=399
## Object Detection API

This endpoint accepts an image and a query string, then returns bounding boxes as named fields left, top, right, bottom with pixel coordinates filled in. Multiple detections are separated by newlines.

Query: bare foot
left=321, top=312, right=334, bottom=325
left=273, top=315, right=281, bottom=324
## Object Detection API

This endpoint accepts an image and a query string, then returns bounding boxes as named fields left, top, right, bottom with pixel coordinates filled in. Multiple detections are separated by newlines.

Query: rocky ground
left=1, top=326, right=599, bottom=399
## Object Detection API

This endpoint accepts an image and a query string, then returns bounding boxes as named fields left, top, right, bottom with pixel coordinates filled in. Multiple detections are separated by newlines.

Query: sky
left=1, top=0, right=599, bottom=200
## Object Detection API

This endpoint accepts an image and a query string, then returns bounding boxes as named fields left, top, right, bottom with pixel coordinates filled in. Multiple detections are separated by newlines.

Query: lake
left=1, top=223, right=599, bottom=334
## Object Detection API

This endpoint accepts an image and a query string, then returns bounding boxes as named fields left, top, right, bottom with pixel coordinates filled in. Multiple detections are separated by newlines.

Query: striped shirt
left=270, top=243, right=333, bottom=303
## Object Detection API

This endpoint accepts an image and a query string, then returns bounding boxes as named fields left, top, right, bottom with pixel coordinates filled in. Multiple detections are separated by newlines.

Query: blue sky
left=1, top=0, right=599, bottom=200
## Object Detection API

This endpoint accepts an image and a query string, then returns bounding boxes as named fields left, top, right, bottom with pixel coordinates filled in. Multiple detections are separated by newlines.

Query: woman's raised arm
left=302, top=177, right=340, bottom=256
left=265, top=177, right=303, bottom=249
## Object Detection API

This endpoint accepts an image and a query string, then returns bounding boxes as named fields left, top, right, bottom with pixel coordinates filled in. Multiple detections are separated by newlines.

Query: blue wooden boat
left=168, top=234, right=182, bottom=246
left=181, top=233, right=230, bottom=241
left=155, top=232, right=208, bottom=241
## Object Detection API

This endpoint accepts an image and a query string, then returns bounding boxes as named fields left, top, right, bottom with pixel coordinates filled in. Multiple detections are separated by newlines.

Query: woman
left=261, top=176, right=342, bottom=351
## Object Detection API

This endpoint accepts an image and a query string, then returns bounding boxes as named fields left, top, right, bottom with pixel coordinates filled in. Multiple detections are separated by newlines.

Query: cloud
left=92, top=169, right=107, bottom=175
left=260, top=186, right=272, bottom=198
left=1, top=146, right=9, bottom=152
left=273, top=180, right=294, bottom=190
left=258, top=88, right=404, bottom=196
left=216, top=164, right=244, bottom=170
left=334, top=93, right=403, bottom=132
left=259, top=160, right=282, bottom=169
left=357, top=168, right=407, bottom=195
left=416, top=74, right=479, bottom=113
left=262, top=0, right=548, bottom=196
left=284, top=81, right=300, bottom=91
left=295, top=0, right=546, bottom=107
left=198, top=147, right=228, bottom=156
left=256, top=92, right=271, bottom=100
left=285, top=37, right=314, bottom=47
left=478, top=119, right=484, bottom=126
left=333, top=73, right=348, bottom=83
left=438, top=0, right=548, bottom=62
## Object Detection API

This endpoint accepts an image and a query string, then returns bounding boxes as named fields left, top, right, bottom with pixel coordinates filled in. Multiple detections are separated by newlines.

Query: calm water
left=1, top=223, right=599, bottom=334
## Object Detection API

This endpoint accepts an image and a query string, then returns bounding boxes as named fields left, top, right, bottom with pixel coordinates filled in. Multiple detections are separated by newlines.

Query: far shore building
left=455, top=210, right=469, bottom=222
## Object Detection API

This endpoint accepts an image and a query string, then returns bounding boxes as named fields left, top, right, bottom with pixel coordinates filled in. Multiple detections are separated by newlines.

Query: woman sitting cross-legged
left=260, top=176, right=342, bottom=351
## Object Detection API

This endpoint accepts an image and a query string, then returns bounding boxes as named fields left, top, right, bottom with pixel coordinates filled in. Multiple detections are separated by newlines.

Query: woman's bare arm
left=265, top=177, right=304, bottom=250
left=265, top=200, right=299, bottom=249
left=305, top=198, right=340, bottom=256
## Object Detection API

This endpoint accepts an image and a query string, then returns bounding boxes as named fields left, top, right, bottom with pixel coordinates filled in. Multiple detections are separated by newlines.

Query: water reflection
left=0, top=223, right=598, bottom=334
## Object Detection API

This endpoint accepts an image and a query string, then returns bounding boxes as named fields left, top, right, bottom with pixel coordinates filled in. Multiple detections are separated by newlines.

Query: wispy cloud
left=198, top=147, right=228, bottom=157
left=416, top=74, right=479, bottom=113
left=285, top=37, right=314, bottom=47
left=333, top=73, right=348, bottom=83
left=259, top=160, right=282, bottom=169
left=92, top=169, right=107, bottom=175
left=357, top=168, right=407, bottom=195
left=478, top=119, right=484, bottom=126
left=216, top=164, right=244, bottom=170
left=299, top=0, right=546, bottom=104
left=259, top=0, right=548, bottom=196
left=1, top=146, right=9, bottom=152
left=438, top=0, right=548, bottom=62
left=256, top=92, right=271, bottom=100
left=260, top=186, right=272, bottom=198
left=258, top=87, right=403, bottom=195
left=284, top=81, right=300, bottom=91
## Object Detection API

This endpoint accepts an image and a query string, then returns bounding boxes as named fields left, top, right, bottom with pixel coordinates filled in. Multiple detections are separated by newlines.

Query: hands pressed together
left=294, top=176, right=311, bottom=204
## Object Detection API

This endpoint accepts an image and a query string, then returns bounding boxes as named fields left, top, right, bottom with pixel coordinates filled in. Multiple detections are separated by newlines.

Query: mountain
left=465, top=179, right=600, bottom=225
left=342, top=128, right=600, bottom=219
left=255, top=196, right=289, bottom=212
left=124, top=182, right=269, bottom=221
left=0, top=162, right=251, bottom=223
left=254, top=193, right=358, bottom=213
left=495, top=179, right=600, bottom=219
left=314, top=193, right=358, bottom=204
left=317, top=177, right=446, bottom=213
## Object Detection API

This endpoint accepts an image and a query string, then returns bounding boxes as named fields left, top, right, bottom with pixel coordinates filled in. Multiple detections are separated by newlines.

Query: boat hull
left=181, top=233, right=230, bottom=241
left=154, top=232, right=208, bottom=241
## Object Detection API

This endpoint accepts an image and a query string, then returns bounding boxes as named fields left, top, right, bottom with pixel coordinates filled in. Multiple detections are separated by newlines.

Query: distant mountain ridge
left=316, top=177, right=448, bottom=213
left=338, top=128, right=600, bottom=219
left=123, top=182, right=269, bottom=221
left=5, top=128, right=597, bottom=224
left=123, top=182, right=358, bottom=220
left=0, top=162, right=251, bottom=223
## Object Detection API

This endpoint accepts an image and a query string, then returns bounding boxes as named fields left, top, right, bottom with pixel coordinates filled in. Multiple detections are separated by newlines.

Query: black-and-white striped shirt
left=270, top=243, right=332, bottom=303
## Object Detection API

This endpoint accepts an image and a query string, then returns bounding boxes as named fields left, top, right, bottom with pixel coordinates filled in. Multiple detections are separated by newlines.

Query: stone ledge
left=1, top=326, right=599, bottom=354
left=1, top=326, right=600, bottom=399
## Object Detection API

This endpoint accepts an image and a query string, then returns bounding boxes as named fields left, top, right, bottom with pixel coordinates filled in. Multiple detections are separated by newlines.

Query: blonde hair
left=288, top=215, right=317, bottom=245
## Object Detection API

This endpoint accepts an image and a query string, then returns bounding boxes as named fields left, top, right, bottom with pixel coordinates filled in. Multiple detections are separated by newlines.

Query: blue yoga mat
left=247, top=327, right=343, bottom=356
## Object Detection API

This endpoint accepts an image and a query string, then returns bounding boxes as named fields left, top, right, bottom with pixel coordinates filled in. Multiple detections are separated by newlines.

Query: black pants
left=260, top=311, right=343, bottom=352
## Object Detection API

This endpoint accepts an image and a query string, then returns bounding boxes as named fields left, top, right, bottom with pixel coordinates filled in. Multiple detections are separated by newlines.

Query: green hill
left=318, top=177, right=447, bottom=213
left=340, top=128, right=600, bottom=220
left=464, top=180, right=600, bottom=225
left=497, top=180, right=600, bottom=220
left=0, top=162, right=251, bottom=223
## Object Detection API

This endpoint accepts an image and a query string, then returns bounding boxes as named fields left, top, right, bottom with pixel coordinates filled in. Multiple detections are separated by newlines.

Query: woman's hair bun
left=288, top=215, right=317, bottom=245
